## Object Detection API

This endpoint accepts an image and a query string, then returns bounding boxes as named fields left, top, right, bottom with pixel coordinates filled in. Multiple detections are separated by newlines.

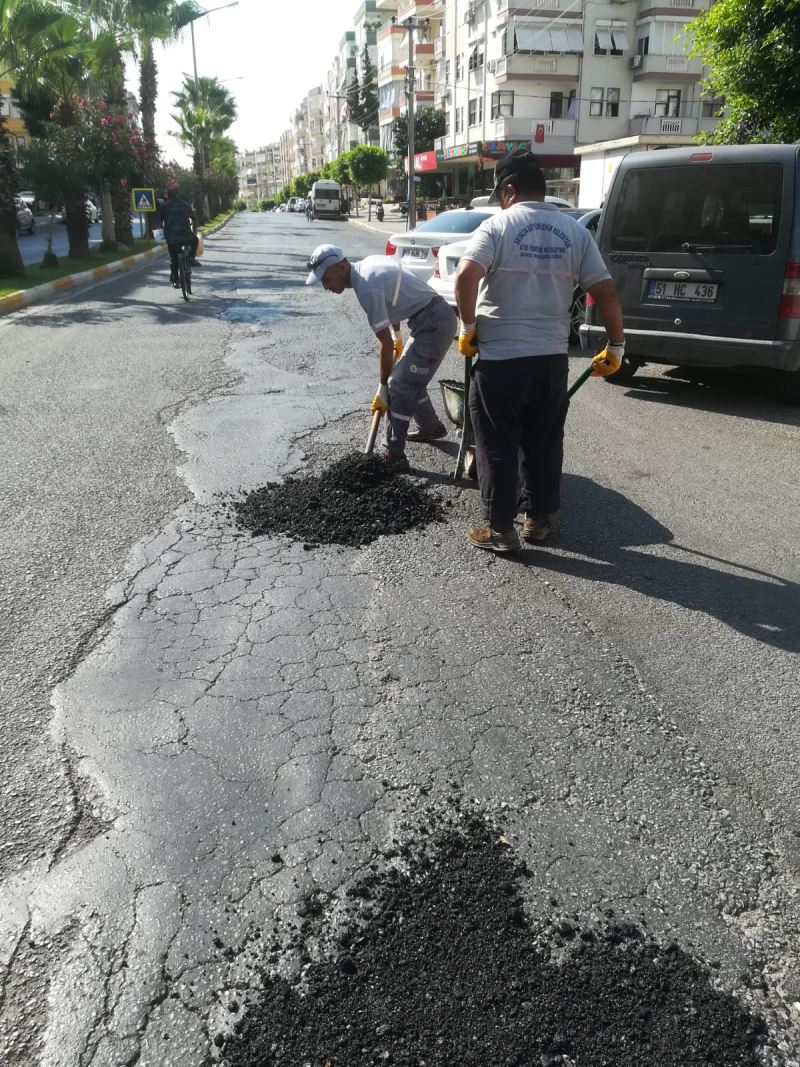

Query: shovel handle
left=454, top=359, right=473, bottom=482
left=365, top=409, right=383, bottom=454
left=567, top=365, right=594, bottom=398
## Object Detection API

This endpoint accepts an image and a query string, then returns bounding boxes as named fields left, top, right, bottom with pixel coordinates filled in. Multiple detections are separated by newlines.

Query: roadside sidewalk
left=0, top=210, right=236, bottom=317
left=347, top=211, right=410, bottom=238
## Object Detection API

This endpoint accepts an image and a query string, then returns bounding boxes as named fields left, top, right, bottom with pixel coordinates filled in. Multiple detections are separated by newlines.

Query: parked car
left=14, top=198, right=35, bottom=235
left=429, top=208, right=602, bottom=339
left=580, top=144, right=800, bottom=398
left=17, top=190, right=38, bottom=212
left=287, top=197, right=300, bottom=212
left=385, top=208, right=497, bottom=283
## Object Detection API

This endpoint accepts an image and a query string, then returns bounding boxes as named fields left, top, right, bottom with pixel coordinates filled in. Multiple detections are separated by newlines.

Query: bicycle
left=176, top=242, right=193, bottom=301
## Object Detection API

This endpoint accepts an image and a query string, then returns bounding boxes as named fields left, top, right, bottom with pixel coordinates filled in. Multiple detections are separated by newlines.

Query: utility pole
left=394, top=14, right=429, bottom=231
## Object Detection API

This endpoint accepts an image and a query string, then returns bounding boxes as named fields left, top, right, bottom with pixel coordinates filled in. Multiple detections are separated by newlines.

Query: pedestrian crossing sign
left=131, top=187, right=156, bottom=212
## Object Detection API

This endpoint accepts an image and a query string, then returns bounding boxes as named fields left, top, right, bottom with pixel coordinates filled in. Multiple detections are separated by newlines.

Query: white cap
left=305, top=244, right=345, bottom=285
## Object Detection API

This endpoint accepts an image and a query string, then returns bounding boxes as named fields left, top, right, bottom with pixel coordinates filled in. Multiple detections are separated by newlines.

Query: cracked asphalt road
left=1, top=212, right=799, bottom=1065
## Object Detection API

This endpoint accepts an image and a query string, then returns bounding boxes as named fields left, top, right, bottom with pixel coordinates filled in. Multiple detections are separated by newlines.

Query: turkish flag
left=534, top=124, right=545, bottom=143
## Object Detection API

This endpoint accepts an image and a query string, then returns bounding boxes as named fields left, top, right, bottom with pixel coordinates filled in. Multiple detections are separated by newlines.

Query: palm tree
left=0, top=0, right=82, bottom=275
left=171, top=75, right=236, bottom=220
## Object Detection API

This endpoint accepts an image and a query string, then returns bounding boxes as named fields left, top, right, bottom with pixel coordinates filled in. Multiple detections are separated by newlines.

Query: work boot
left=406, top=424, right=447, bottom=442
left=466, top=525, right=522, bottom=554
left=521, top=514, right=552, bottom=543
left=382, top=452, right=411, bottom=474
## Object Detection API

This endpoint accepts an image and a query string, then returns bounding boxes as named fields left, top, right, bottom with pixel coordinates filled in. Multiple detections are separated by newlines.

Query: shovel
left=450, top=361, right=594, bottom=479
left=365, top=409, right=383, bottom=454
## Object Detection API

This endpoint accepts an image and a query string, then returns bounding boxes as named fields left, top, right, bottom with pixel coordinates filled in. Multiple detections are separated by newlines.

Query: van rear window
left=610, top=163, right=783, bottom=254
left=314, top=189, right=339, bottom=199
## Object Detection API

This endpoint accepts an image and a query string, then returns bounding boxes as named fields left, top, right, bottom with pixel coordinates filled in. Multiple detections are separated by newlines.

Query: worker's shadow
left=520, top=474, right=799, bottom=653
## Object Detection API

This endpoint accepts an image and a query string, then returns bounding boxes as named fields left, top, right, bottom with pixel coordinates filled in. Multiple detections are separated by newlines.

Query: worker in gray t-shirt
left=305, top=244, right=457, bottom=472
left=455, top=149, right=626, bottom=554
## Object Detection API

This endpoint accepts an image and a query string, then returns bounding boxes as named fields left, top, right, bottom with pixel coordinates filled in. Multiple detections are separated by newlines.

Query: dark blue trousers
left=469, top=353, right=569, bottom=529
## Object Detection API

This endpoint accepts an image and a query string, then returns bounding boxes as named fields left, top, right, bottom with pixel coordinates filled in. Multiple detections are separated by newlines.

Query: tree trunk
left=0, top=118, right=24, bottom=277
left=65, top=196, right=90, bottom=258
left=112, top=184, right=133, bottom=245
left=139, top=40, right=158, bottom=239
left=100, top=183, right=116, bottom=248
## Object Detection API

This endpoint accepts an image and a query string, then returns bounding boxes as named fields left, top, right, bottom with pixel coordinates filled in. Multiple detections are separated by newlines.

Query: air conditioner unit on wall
left=629, top=53, right=643, bottom=68
left=487, top=59, right=497, bottom=73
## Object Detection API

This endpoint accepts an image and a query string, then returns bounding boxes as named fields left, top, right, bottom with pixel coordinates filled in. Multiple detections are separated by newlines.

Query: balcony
left=375, top=0, right=399, bottom=8
left=396, top=0, right=443, bottom=19
left=434, top=35, right=444, bottom=58
left=639, top=0, right=710, bottom=14
left=628, top=113, right=721, bottom=137
left=631, top=54, right=703, bottom=80
left=494, top=53, right=579, bottom=81
left=496, top=0, right=575, bottom=13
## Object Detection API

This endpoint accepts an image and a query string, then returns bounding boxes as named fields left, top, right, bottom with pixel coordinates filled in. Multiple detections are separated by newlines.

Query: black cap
left=488, top=147, right=543, bottom=205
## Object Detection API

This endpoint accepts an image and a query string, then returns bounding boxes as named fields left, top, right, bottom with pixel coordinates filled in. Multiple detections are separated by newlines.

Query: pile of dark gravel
left=221, top=813, right=767, bottom=1067
left=232, top=453, right=444, bottom=547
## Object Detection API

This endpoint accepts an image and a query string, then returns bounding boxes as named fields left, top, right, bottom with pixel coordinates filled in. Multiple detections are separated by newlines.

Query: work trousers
left=469, top=353, right=569, bottom=530
left=384, top=299, right=457, bottom=455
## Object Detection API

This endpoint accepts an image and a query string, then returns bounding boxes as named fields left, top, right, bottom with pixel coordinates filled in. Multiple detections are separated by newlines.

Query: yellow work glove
left=392, top=330, right=404, bottom=360
left=371, top=383, right=390, bottom=414
left=458, top=321, right=479, bottom=359
left=591, top=342, right=625, bottom=377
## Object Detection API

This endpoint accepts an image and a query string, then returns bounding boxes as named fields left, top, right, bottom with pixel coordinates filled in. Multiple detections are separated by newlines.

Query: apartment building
left=237, top=142, right=285, bottom=206
left=292, top=88, right=327, bottom=177
left=423, top=0, right=720, bottom=204
left=377, top=0, right=441, bottom=153
left=0, top=81, right=31, bottom=155
left=353, top=0, right=384, bottom=144
left=323, top=31, right=363, bottom=162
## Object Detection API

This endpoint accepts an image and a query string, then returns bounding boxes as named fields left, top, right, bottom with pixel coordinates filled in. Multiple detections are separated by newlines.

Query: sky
left=128, top=0, right=362, bottom=166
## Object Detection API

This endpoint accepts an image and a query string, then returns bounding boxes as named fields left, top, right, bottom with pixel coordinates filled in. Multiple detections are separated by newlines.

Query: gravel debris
left=231, top=453, right=444, bottom=547
left=221, top=811, right=768, bottom=1066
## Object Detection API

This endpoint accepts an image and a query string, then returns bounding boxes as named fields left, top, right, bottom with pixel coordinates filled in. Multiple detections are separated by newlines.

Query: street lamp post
left=185, top=1, right=239, bottom=219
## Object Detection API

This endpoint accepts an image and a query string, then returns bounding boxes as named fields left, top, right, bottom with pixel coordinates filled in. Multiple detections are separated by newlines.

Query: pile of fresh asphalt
left=221, top=811, right=768, bottom=1067
left=232, top=453, right=444, bottom=547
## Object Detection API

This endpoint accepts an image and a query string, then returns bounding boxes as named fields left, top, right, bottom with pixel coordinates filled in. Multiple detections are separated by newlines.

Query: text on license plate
left=402, top=248, right=429, bottom=259
left=647, top=280, right=718, bottom=302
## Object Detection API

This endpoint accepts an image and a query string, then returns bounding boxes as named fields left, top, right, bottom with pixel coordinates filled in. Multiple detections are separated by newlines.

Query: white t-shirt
left=460, top=201, right=611, bottom=360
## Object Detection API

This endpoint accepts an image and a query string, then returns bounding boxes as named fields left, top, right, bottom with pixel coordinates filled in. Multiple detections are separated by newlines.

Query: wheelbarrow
left=441, top=362, right=598, bottom=483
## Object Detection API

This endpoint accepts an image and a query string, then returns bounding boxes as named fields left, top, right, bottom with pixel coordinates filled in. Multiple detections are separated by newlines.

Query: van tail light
left=431, top=246, right=440, bottom=261
left=385, top=240, right=397, bottom=256
left=780, top=262, right=800, bottom=318
left=586, top=292, right=597, bottom=306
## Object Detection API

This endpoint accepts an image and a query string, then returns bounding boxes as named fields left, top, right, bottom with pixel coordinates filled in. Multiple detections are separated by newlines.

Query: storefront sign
left=439, top=142, right=480, bottom=161
left=413, top=150, right=439, bottom=172
left=481, top=139, right=531, bottom=159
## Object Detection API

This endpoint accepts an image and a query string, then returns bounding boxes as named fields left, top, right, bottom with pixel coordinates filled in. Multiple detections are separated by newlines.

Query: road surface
left=1, top=211, right=798, bottom=1066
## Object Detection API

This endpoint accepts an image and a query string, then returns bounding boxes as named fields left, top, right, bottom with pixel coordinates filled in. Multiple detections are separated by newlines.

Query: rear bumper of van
left=579, top=325, right=800, bottom=373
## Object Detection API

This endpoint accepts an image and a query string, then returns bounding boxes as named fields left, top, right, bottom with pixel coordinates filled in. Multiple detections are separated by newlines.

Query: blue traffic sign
left=131, top=187, right=157, bottom=212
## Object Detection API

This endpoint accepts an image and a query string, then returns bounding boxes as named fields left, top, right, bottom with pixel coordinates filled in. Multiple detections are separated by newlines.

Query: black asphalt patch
left=231, top=453, right=444, bottom=547
left=220, top=812, right=767, bottom=1066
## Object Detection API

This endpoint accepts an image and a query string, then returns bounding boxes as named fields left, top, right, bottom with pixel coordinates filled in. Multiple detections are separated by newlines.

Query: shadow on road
left=616, top=367, right=800, bottom=428
left=518, top=474, right=799, bottom=653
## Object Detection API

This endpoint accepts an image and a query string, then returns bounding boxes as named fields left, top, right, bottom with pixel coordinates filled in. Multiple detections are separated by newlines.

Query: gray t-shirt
left=351, top=256, right=435, bottom=334
left=460, top=202, right=611, bottom=360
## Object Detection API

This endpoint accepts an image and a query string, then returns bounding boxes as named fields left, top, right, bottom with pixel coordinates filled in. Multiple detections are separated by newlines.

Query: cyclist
left=159, top=186, right=198, bottom=287
left=306, top=199, right=314, bottom=222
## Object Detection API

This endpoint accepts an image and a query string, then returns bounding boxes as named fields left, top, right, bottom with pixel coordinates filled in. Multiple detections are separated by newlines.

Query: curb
left=0, top=209, right=237, bottom=317
left=347, top=216, right=406, bottom=237
left=0, top=244, right=168, bottom=317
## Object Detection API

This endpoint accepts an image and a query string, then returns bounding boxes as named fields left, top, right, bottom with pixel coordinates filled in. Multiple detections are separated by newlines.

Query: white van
left=309, top=180, right=341, bottom=220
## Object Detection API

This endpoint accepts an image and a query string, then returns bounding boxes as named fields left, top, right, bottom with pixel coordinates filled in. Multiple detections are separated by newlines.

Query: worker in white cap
left=306, top=244, right=456, bottom=472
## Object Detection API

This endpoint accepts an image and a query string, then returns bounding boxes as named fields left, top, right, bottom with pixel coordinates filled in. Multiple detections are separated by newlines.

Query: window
left=550, top=90, right=576, bottom=119
left=444, top=109, right=450, bottom=136
left=455, top=53, right=462, bottom=80
left=654, top=88, right=681, bottom=117
left=606, top=87, right=620, bottom=116
left=637, top=35, right=649, bottom=55
left=455, top=106, right=464, bottom=133
left=594, top=22, right=629, bottom=55
left=468, top=97, right=483, bottom=126
left=589, top=87, right=604, bottom=117
left=610, top=163, right=782, bottom=254
left=468, top=48, right=484, bottom=71
left=490, top=90, right=514, bottom=119
left=701, top=94, right=725, bottom=117
left=444, top=58, right=451, bottom=85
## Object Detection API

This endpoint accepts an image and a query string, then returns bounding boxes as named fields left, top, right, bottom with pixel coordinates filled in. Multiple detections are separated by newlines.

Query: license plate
left=402, top=248, right=428, bottom=259
left=647, top=280, right=718, bottom=302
